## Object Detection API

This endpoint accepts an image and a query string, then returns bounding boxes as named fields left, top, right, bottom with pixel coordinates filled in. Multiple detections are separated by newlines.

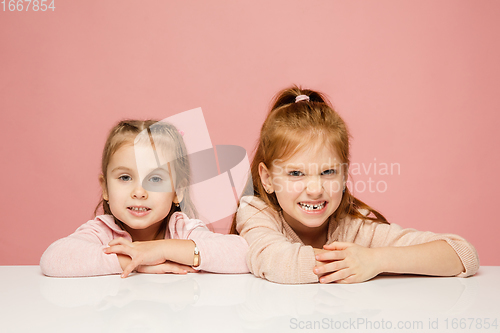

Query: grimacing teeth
left=129, top=207, right=150, bottom=212
left=299, top=202, right=326, bottom=211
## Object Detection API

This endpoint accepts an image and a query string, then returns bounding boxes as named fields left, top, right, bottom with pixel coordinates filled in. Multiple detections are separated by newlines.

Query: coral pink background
left=1, top=0, right=499, bottom=265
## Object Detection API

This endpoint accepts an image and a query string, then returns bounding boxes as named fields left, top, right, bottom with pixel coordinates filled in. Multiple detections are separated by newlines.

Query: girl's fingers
left=104, top=244, right=132, bottom=256
left=121, top=261, right=139, bottom=278
left=135, top=263, right=188, bottom=275
left=180, top=265, right=199, bottom=273
left=315, top=250, right=346, bottom=262
left=160, top=262, right=194, bottom=274
left=319, top=268, right=353, bottom=284
left=314, top=259, right=347, bottom=275
left=150, top=263, right=187, bottom=274
left=335, top=275, right=358, bottom=284
left=136, top=265, right=162, bottom=274
left=160, top=260, right=198, bottom=273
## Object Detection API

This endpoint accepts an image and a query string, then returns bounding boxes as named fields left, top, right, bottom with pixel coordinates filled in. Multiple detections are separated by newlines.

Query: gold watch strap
left=193, top=244, right=200, bottom=267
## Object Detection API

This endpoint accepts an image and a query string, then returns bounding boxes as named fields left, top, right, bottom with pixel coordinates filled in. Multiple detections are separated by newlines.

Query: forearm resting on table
left=161, top=239, right=198, bottom=266
left=313, top=240, right=464, bottom=277
left=115, top=239, right=198, bottom=270
left=376, top=240, right=464, bottom=276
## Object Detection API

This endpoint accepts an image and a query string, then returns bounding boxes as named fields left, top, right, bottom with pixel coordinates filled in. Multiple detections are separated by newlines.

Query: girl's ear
left=99, top=174, right=109, bottom=201
left=258, top=162, right=274, bottom=193
left=173, top=179, right=187, bottom=205
left=173, top=192, right=182, bottom=205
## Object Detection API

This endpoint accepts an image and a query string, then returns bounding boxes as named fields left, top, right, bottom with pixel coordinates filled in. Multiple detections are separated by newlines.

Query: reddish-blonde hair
left=94, top=119, right=197, bottom=237
left=231, top=85, right=387, bottom=233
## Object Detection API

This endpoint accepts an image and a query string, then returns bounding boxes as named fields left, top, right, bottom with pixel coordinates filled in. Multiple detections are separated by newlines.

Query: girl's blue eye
left=149, top=176, right=163, bottom=183
left=119, top=175, right=132, bottom=181
left=288, top=171, right=304, bottom=177
left=322, top=169, right=337, bottom=176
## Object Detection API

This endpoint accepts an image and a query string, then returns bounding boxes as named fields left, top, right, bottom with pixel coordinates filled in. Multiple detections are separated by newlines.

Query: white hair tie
left=295, top=95, right=310, bottom=103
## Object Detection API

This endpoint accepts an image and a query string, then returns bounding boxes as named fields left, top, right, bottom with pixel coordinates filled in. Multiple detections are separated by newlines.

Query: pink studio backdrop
left=1, top=1, right=499, bottom=266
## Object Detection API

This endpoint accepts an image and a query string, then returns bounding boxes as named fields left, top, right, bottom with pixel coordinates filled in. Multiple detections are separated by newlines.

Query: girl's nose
left=131, top=184, right=148, bottom=199
left=306, top=176, right=323, bottom=194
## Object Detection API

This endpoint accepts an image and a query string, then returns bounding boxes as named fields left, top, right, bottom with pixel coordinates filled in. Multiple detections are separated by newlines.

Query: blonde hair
left=231, top=85, right=387, bottom=233
left=94, top=119, right=198, bottom=237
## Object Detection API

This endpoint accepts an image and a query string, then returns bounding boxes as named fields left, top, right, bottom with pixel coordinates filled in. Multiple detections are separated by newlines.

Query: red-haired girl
left=233, top=86, right=478, bottom=284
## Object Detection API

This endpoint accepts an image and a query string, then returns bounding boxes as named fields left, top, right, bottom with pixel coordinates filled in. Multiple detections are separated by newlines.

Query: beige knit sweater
left=236, top=196, right=479, bottom=284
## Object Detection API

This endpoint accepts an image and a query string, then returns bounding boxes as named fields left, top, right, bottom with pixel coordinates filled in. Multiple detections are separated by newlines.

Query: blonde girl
left=41, top=120, right=248, bottom=277
left=232, top=86, right=479, bottom=284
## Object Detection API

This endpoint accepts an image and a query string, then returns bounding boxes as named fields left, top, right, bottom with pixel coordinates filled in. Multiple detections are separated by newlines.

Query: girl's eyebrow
left=111, top=166, right=170, bottom=174
left=148, top=166, right=170, bottom=174
left=283, top=164, right=305, bottom=169
left=323, top=164, right=341, bottom=168
left=283, top=163, right=341, bottom=169
left=110, top=166, right=133, bottom=173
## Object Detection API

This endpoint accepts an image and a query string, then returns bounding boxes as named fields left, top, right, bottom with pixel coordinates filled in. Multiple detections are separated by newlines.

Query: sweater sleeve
left=236, top=197, right=318, bottom=284
left=350, top=219, right=480, bottom=277
left=168, top=213, right=249, bottom=274
left=40, top=218, right=126, bottom=277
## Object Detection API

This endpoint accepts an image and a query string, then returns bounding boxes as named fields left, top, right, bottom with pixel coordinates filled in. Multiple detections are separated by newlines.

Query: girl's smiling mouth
left=298, top=201, right=327, bottom=213
left=127, top=206, right=151, bottom=216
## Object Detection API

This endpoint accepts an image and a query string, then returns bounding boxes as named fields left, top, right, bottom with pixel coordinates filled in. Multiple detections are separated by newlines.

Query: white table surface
left=0, top=266, right=499, bottom=333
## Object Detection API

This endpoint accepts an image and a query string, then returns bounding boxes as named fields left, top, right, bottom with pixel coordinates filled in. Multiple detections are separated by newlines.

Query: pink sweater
left=40, top=212, right=249, bottom=277
left=236, top=196, right=479, bottom=284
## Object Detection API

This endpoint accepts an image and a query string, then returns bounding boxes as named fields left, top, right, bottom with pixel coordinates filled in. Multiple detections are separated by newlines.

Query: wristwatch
left=193, top=243, right=200, bottom=267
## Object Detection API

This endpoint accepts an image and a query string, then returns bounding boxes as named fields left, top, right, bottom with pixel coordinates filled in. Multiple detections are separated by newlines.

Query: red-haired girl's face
left=259, top=144, right=345, bottom=236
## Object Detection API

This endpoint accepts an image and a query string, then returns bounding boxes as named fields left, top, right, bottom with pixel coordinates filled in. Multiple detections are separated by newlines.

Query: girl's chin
left=294, top=208, right=333, bottom=228
left=299, top=220, right=329, bottom=229
left=282, top=207, right=331, bottom=229
left=293, top=214, right=330, bottom=228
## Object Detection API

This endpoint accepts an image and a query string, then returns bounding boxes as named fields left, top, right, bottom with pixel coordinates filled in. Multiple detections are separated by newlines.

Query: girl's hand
left=104, top=238, right=197, bottom=278
left=136, top=262, right=198, bottom=275
left=313, top=242, right=381, bottom=284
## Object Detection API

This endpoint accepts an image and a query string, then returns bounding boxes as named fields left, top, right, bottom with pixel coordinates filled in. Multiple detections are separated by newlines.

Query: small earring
left=175, top=202, right=180, bottom=207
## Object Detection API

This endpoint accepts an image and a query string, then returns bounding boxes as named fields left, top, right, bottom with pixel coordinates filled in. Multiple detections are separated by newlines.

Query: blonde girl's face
left=259, top=144, right=345, bottom=233
left=101, top=142, right=179, bottom=240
